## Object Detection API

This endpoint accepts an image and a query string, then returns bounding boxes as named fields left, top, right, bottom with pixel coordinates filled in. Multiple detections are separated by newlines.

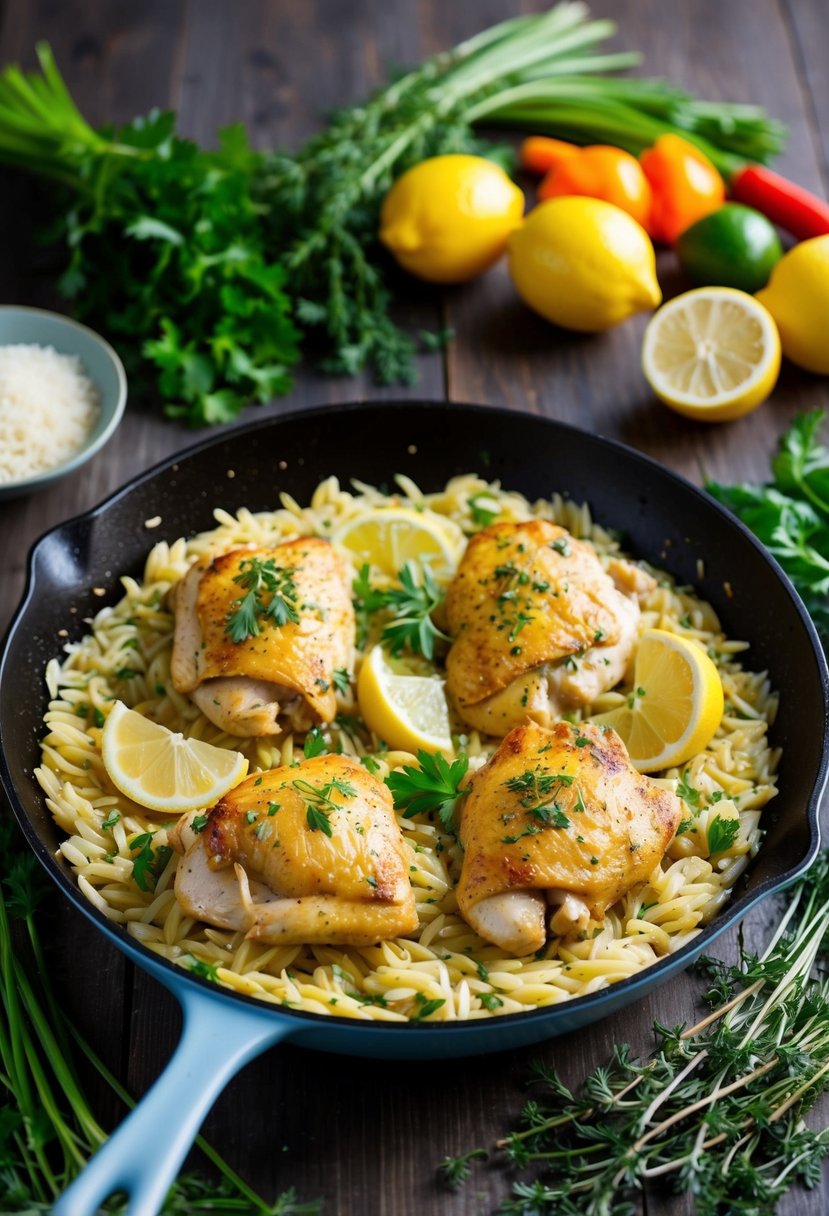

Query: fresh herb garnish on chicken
left=352, top=561, right=448, bottom=659
left=386, top=750, right=469, bottom=833
left=292, top=776, right=357, bottom=837
left=225, top=556, right=299, bottom=642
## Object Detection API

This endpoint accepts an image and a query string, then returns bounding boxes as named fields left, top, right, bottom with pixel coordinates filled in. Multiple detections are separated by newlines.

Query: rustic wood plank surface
left=0, top=1, right=828, bottom=1214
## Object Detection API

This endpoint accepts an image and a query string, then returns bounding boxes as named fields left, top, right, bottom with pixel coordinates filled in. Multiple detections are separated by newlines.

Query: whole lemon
left=379, top=154, right=524, bottom=284
left=508, top=196, right=662, bottom=332
left=756, top=235, right=829, bottom=374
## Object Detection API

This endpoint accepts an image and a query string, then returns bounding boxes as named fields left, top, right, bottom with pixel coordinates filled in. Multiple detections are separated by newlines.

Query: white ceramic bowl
left=0, top=305, right=127, bottom=500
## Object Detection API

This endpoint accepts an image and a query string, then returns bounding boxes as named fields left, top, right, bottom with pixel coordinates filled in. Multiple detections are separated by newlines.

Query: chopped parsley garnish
left=225, top=556, right=299, bottom=643
left=192, top=813, right=209, bottom=833
left=676, top=817, right=696, bottom=836
left=550, top=536, right=570, bottom=556
left=677, top=770, right=702, bottom=807
left=360, top=754, right=382, bottom=775
left=479, top=992, right=504, bottom=1011
left=291, top=775, right=356, bottom=837
left=332, top=667, right=351, bottom=695
left=185, top=956, right=221, bottom=983
left=267, top=802, right=281, bottom=816
left=469, top=492, right=500, bottom=526
left=101, top=811, right=120, bottom=831
left=303, top=727, right=327, bottom=758
left=707, top=815, right=740, bottom=855
left=92, top=707, right=105, bottom=729
left=411, top=993, right=445, bottom=1021
left=386, top=750, right=469, bottom=834
left=129, top=832, right=173, bottom=892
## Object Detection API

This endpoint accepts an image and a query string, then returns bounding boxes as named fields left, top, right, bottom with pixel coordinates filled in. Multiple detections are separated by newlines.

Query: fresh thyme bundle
left=0, top=818, right=319, bottom=1214
left=440, top=850, right=829, bottom=1214
left=0, top=4, right=785, bottom=424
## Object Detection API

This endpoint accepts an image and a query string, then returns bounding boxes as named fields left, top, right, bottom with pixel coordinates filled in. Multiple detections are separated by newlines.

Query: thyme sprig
left=439, top=850, right=829, bottom=1213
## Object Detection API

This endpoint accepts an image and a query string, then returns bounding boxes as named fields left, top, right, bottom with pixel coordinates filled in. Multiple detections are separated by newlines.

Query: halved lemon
left=357, top=647, right=452, bottom=754
left=590, top=629, right=724, bottom=773
left=101, top=701, right=249, bottom=813
left=332, top=507, right=464, bottom=579
left=641, top=287, right=781, bottom=422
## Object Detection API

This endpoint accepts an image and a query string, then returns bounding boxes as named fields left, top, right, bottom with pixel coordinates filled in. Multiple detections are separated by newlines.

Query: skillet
left=1, top=400, right=826, bottom=1216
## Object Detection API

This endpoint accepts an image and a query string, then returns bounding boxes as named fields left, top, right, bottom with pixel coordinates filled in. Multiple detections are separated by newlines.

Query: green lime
left=676, top=203, right=783, bottom=293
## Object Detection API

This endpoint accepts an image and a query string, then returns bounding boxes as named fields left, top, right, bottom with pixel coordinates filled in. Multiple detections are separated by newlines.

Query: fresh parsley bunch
left=708, top=410, right=829, bottom=641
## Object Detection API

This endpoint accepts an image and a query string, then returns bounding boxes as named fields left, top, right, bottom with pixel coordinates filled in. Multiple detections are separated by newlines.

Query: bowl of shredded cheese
left=0, top=306, right=127, bottom=499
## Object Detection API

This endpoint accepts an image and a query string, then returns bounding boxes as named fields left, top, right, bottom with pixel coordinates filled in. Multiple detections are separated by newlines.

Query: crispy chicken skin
left=170, top=539, right=354, bottom=737
left=445, top=521, right=654, bottom=736
left=457, top=720, right=682, bottom=955
left=171, top=754, right=418, bottom=946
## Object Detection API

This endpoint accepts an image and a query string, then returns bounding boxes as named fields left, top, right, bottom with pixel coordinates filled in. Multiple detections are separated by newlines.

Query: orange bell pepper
left=536, top=144, right=652, bottom=230
left=519, top=135, right=580, bottom=176
left=640, top=134, right=725, bottom=245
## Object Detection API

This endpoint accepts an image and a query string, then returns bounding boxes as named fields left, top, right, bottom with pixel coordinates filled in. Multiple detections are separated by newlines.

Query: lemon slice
left=590, top=629, right=724, bottom=773
left=332, top=507, right=464, bottom=579
left=357, top=647, right=452, bottom=754
left=641, top=287, right=781, bottom=421
left=102, top=701, right=249, bottom=813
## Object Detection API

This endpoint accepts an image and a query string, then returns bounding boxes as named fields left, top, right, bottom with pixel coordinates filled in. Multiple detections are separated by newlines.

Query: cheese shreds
left=0, top=343, right=101, bottom=484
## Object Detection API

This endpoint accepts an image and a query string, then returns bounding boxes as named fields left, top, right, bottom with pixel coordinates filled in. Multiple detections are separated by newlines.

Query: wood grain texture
left=0, top=2, right=828, bottom=1214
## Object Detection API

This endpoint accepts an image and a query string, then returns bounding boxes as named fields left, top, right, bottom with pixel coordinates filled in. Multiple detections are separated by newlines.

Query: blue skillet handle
left=53, top=980, right=291, bottom=1216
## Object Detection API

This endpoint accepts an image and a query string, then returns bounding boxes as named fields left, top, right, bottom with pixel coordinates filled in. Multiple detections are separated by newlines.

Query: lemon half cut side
left=641, top=287, right=781, bottom=422
left=357, top=646, right=453, bottom=755
left=332, top=506, right=464, bottom=580
left=590, top=629, right=724, bottom=773
left=102, top=701, right=249, bottom=813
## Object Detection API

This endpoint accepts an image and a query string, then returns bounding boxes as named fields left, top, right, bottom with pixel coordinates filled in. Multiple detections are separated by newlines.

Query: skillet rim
left=1, top=397, right=826, bottom=1036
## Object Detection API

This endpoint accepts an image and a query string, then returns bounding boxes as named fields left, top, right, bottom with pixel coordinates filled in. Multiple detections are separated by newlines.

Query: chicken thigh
left=170, top=538, right=354, bottom=736
left=445, top=521, right=654, bottom=736
left=457, top=720, right=682, bottom=955
left=171, top=754, right=418, bottom=946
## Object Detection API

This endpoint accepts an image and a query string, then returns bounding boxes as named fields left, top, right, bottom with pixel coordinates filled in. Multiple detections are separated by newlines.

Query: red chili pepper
left=730, top=165, right=829, bottom=240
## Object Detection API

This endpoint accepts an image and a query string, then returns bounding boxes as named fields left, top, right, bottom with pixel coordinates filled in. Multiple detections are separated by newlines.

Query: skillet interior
left=1, top=399, right=826, bottom=1040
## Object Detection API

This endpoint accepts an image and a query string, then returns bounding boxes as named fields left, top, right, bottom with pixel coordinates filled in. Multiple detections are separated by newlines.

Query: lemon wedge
left=590, top=629, right=724, bottom=773
left=332, top=507, right=464, bottom=579
left=102, top=701, right=249, bottom=813
left=641, top=287, right=781, bottom=421
left=357, top=647, right=452, bottom=754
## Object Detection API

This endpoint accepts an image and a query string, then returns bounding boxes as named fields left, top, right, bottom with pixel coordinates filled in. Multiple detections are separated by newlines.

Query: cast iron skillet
left=1, top=401, right=827, bottom=1216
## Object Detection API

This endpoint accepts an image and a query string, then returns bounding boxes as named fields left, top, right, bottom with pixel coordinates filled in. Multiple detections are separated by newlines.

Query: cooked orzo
left=36, top=474, right=779, bottom=1021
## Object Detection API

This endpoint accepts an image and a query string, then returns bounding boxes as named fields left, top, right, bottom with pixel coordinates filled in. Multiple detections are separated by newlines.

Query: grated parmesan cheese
left=0, top=343, right=101, bottom=484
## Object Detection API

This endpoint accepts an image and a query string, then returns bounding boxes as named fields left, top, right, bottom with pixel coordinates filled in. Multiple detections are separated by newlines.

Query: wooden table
left=1, top=2, right=828, bottom=1213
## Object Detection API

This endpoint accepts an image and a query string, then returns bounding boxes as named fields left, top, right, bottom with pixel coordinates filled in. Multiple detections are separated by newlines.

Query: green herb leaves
left=708, top=410, right=829, bottom=640
left=226, top=556, right=299, bottom=643
left=291, top=775, right=357, bottom=837
left=353, top=561, right=448, bottom=659
left=386, top=750, right=469, bottom=833
left=439, top=850, right=829, bottom=1211
left=129, top=831, right=173, bottom=892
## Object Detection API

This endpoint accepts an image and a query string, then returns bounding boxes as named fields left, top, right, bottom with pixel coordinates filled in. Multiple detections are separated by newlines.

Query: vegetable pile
left=0, top=816, right=319, bottom=1214
left=440, top=848, right=829, bottom=1214
left=0, top=3, right=786, bottom=425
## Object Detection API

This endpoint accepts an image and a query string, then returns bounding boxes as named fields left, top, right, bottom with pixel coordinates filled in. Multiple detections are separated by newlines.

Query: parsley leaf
left=708, top=410, right=829, bottom=640
left=226, top=556, right=299, bottom=642
left=707, top=815, right=740, bottom=855
left=129, top=832, right=173, bottom=892
left=386, top=750, right=469, bottom=833
left=332, top=667, right=351, bottom=696
left=303, top=727, right=327, bottom=759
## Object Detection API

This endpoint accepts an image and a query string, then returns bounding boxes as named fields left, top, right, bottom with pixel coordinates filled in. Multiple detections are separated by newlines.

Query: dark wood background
left=1, top=1, right=828, bottom=1213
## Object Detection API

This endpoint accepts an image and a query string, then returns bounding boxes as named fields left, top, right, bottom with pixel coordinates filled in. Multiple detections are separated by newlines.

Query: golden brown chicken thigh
left=170, top=539, right=354, bottom=736
left=445, top=521, right=654, bottom=736
left=457, top=720, right=681, bottom=955
left=171, top=754, right=418, bottom=945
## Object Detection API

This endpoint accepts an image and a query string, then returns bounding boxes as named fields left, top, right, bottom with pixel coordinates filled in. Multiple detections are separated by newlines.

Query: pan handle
left=53, top=981, right=291, bottom=1216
